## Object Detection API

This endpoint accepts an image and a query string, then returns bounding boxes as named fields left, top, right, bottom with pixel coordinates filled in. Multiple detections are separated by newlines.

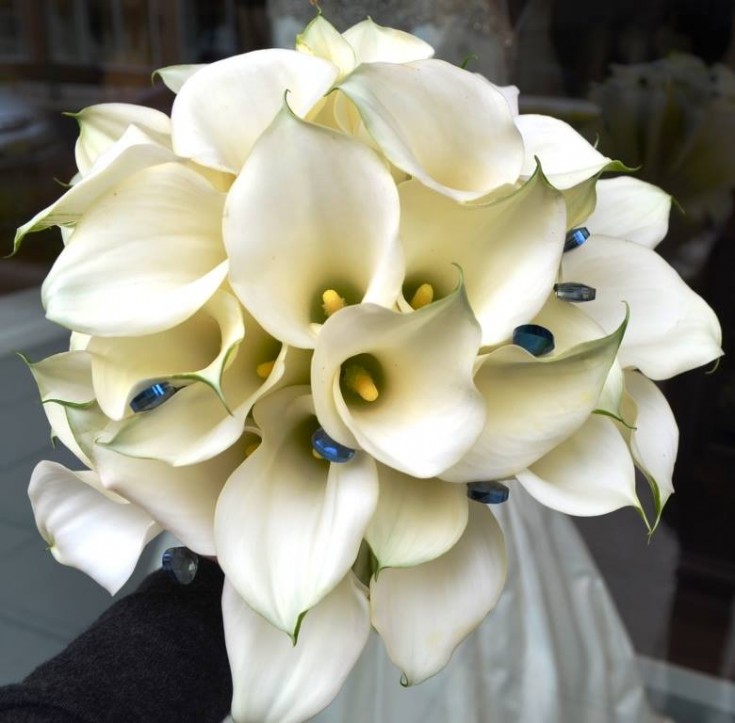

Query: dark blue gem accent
left=162, top=547, right=199, bottom=585
left=130, top=382, right=179, bottom=413
left=468, top=481, right=510, bottom=504
left=564, top=227, right=590, bottom=252
left=311, top=427, right=356, bottom=463
left=554, top=282, right=596, bottom=302
left=512, top=324, right=555, bottom=356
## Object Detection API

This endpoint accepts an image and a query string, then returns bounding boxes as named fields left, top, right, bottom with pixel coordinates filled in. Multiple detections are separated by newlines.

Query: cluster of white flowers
left=17, top=15, right=722, bottom=723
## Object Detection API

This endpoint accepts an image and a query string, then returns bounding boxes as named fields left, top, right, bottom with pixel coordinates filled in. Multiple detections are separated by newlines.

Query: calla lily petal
left=621, top=370, right=678, bottom=529
left=88, top=290, right=244, bottom=421
left=14, top=126, right=177, bottom=253
left=223, top=574, right=370, bottom=723
left=398, top=169, right=566, bottom=345
left=342, top=18, right=434, bottom=64
left=516, top=414, right=640, bottom=516
left=442, top=308, right=626, bottom=482
left=366, top=465, right=469, bottom=569
left=43, top=402, right=94, bottom=468
left=532, top=295, right=610, bottom=351
left=561, top=173, right=598, bottom=229
left=94, top=442, right=243, bottom=556
left=42, top=162, right=228, bottom=337
left=223, top=107, right=402, bottom=348
left=23, top=350, right=97, bottom=466
left=515, top=114, right=617, bottom=190
left=533, top=295, right=630, bottom=418
left=338, top=60, right=524, bottom=201
left=585, top=177, right=671, bottom=248
left=59, top=402, right=112, bottom=468
left=215, top=387, right=378, bottom=635
left=596, top=359, right=627, bottom=422
left=103, top=315, right=308, bottom=467
left=311, top=286, right=485, bottom=478
left=25, top=350, right=94, bottom=406
left=101, top=383, right=243, bottom=467
left=296, top=15, right=356, bottom=78
left=562, top=235, right=723, bottom=378
left=371, top=502, right=506, bottom=686
left=72, top=103, right=172, bottom=176
left=29, top=461, right=160, bottom=594
left=171, top=49, right=339, bottom=173
left=494, top=83, right=519, bottom=116
left=154, top=64, right=206, bottom=93
left=532, top=297, right=628, bottom=421
left=69, top=332, right=90, bottom=351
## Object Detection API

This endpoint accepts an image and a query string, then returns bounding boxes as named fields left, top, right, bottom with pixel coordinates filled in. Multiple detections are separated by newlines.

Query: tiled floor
left=0, top=287, right=734, bottom=722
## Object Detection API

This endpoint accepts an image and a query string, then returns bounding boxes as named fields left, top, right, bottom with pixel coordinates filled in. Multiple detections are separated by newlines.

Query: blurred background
left=0, top=1, right=734, bottom=720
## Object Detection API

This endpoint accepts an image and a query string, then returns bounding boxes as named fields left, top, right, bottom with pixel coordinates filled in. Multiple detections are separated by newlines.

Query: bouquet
left=16, top=14, right=722, bottom=723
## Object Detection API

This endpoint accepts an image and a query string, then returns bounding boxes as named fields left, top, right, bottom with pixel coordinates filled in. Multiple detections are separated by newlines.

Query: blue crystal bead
left=467, top=481, right=510, bottom=504
left=311, top=427, right=356, bottom=463
left=130, top=382, right=179, bottom=413
left=554, top=282, right=596, bottom=302
left=564, top=227, right=590, bottom=252
left=162, top=547, right=199, bottom=585
left=512, top=324, right=555, bottom=356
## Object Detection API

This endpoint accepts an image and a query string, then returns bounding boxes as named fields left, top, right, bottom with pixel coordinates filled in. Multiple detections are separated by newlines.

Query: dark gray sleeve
left=0, top=560, right=232, bottom=723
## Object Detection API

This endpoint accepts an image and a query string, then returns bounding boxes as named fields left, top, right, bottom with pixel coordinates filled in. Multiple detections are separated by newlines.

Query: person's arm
left=0, top=559, right=232, bottom=723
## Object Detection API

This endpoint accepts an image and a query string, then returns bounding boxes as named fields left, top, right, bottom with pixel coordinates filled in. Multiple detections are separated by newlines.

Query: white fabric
left=311, top=486, right=658, bottom=723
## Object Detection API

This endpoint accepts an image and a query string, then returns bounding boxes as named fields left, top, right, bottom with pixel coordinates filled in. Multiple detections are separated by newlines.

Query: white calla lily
left=371, top=502, right=506, bottom=686
left=14, top=126, right=177, bottom=253
left=43, top=403, right=95, bottom=469
left=366, top=465, right=468, bottom=569
left=561, top=173, right=599, bottom=229
left=531, top=296, right=628, bottom=422
left=398, top=168, right=566, bottom=345
left=29, top=461, right=159, bottom=594
left=23, top=350, right=97, bottom=466
left=103, top=318, right=310, bottom=467
left=102, top=383, right=243, bottom=468
left=24, top=350, right=94, bottom=406
left=69, top=332, right=91, bottom=351
left=223, top=106, right=402, bottom=348
left=88, top=290, right=243, bottom=421
left=42, top=161, right=228, bottom=336
left=171, top=49, right=338, bottom=173
left=60, top=401, right=111, bottom=465
left=533, top=295, right=629, bottom=428
left=59, top=225, right=75, bottom=244
left=71, top=103, right=172, bottom=176
left=441, top=307, right=627, bottom=483
left=296, top=15, right=356, bottom=78
left=94, top=441, right=244, bottom=557
left=215, top=386, right=378, bottom=636
left=516, top=414, right=640, bottom=517
left=338, top=59, right=524, bottom=201
left=494, top=83, right=520, bottom=116
left=620, top=370, right=678, bottom=529
left=562, top=235, right=723, bottom=378
left=154, top=64, right=206, bottom=93
left=596, top=359, right=627, bottom=424
left=515, top=114, right=622, bottom=190
left=585, top=177, right=672, bottom=248
left=343, top=17, right=434, bottom=65
left=311, top=284, right=485, bottom=478
left=223, top=574, right=370, bottom=723
left=532, top=295, right=611, bottom=351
